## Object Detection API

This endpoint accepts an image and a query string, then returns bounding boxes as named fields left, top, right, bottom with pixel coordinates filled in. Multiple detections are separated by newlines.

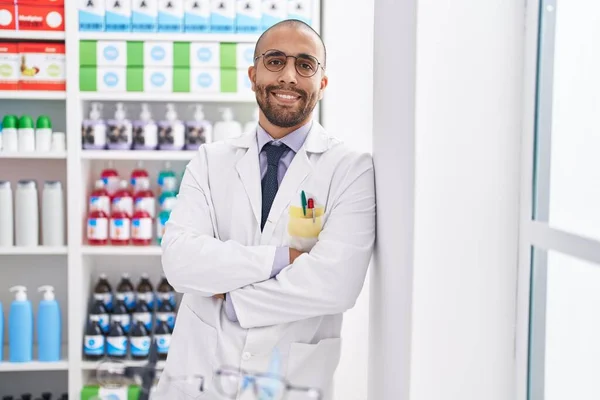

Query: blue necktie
left=261, top=142, right=288, bottom=231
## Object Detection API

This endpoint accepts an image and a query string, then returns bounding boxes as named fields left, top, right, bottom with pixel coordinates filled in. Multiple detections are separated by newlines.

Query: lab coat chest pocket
left=285, top=338, right=342, bottom=397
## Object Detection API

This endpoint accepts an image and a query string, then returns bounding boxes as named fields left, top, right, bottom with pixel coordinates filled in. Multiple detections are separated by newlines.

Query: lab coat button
left=242, top=352, right=252, bottom=361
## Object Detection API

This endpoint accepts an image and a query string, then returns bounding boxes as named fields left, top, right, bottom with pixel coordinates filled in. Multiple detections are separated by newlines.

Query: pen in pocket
left=308, top=198, right=315, bottom=223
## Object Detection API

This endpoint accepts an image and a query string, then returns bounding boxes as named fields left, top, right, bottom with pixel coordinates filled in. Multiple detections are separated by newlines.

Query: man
left=158, top=19, right=376, bottom=399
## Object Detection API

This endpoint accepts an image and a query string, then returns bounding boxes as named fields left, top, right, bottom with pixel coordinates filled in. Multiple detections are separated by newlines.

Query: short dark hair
left=253, top=19, right=327, bottom=68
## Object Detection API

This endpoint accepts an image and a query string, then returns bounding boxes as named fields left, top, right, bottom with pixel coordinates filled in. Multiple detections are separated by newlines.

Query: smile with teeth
left=272, top=92, right=300, bottom=102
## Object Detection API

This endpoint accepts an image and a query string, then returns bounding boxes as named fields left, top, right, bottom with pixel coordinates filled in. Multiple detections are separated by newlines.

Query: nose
left=277, top=58, right=298, bottom=85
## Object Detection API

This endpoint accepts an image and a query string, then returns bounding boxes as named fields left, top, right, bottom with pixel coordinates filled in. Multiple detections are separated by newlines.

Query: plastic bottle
left=156, top=209, right=171, bottom=245
left=244, top=107, right=259, bottom=133
left=111, top=180, right=133, bottom=217
left=83, top=320, right=105, bottom=360
left=136, top=273, right=155, bottom=310
left=89, top=299, right=109, bottom=334
left=154, top=319, right=171, bottom=360
left=82, top=102, right=107, bottom=150
left=8, top=286, right=33, bottom=362
left=41, top=392, right=52, bottom=400
left=42, top=181, right=65, bottom=246
left=130, top=320, right=150, bottom=360
left=157, top=161, right=177, bottom=194
left=156, top=273, right=176, bottom=308
left=100, top=161, right=120, bottom=197
left=133, top=103, right=158, bottom=150
left=134, top=179, right=155, bottom=219
left=130, top=161, right=150, bottom=190
left=37, top=286, right=61, bottom=362
left=15, top=180, right=39, bottom=247
left=132, top=299, right=152, bottom=332
left=18, top=115, right=35, bottom=152
left=106, top=320, right=128, bottom=359
left=107, top=102, right=133, bottom=150
left=87, top=207, right=109, bottom=246
left=185, top=105, right=212, bottom=150
left=20, top=394, right=32, bottom=400
left=0, top=181, right=14, bottom=246
left=35, top=116, right=53, bottom=153
left=109, top=201, right=131, bottom=246
left=158, top=104, right=185, bottom=150
left=156, top=300, right=176, bottom=331
left=213, top=108, right=242, bottom=142
left=93, top=273, right=114, bottom=312
left=1, top=115, right=18, bottom=152
left=116, top=273, right=136, bottom=312
left=158, top=184, right=177, bottom=212
left=110, top=299, right=131, bottom=334
left=131, top=208, right=153, bottom=246
left=89, top=179, right=111, bottom=217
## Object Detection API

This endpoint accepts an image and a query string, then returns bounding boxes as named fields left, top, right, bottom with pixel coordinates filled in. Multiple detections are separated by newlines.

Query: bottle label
left=88, top=217, right=108, bottom=240
left=107, top=336, right=128, bottom=356
left=110, top=217, right=131, bottom=240
left=131, top=176, right=150, bottom=189
left=157, top=212, right=171, bottom=240
left=159, top=176, right=177, bottom=191
left=130, top=336, right=151, bottom=357
left=132, top=217, right=153, bottom=240
left=90, top=195, right=110, bottom=215
left=155, top=334, right=171, bottom=354
left=133, top=311, right=153, bottom=330
left=84, top=335, right=105, bottom=356
left=111, top=314, right=131, bottom=333
left=103, top=176, right=120, bottom=196
left=135, top=197, right=156, bottom=218
left=116, top=291, right=136, bottom=311
left=94, top=292, right=114, bottom=311
left=90, top=313, right=110, bottom=333
left=157, top=292, right=176, bottom=308
left=137, top=292, right=154, bottom=308
left=156, top=311, right=176, bottom=329
left=160, top=196, right=177, bottom=212
left=112, top=196, right=133, bottom=216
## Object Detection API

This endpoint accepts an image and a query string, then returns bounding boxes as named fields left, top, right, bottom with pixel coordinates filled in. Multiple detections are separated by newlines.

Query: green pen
left=301, top=190, right=307, bottom=216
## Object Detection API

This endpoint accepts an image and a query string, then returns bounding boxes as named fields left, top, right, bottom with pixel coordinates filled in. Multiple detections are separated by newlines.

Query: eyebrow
left=265, top=50, right=317, bottom=59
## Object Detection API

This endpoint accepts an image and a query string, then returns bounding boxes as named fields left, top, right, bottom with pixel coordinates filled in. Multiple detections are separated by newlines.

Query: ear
left=318, top=74, right=328, bottom=100
left=248, top=65, right=257, bottom=92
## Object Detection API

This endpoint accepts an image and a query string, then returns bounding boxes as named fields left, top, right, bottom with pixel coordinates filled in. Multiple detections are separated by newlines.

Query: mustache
left=265, top=85, right=306, bottom=98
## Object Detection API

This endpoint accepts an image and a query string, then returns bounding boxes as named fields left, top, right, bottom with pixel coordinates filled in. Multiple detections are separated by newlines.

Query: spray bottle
left=133, top=103, right=158, bottom=150
left=82, top=103, right=107, bottom=150
left=37, top=286, right=61, bottom=362
left=107, top=102, right=133, bottom=150
left=213, top=108, right=242, bottom=142
left=185, top=105, right=212, bottom=150
left=8, top=286, right=33, bottom=362
left=158, top=104, right=185, bottom=150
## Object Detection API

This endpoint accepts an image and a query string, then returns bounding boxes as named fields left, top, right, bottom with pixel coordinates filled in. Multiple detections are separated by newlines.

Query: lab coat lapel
left=234, top=132, right=262, bottom=227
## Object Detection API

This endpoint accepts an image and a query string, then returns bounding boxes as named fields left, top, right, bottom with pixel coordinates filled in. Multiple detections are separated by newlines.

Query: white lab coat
left=156, top=121, right=376, bottom=399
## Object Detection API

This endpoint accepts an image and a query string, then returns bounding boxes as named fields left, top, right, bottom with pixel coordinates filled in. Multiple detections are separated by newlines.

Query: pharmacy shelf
left=80, top=150, right=197, bottom=161
left=0, top=152, right=67, bottom=160
left=79, top=92, right=255, bottom=103
left=0, top=30, right=66, bottom=41
left=0, top=345, right=69, bottom=372
left=80, top=359, right=166, bottom=371
left=0, top=91, right=67, bottom=100
left=0, top=246, right=68, bottom=255
left=81, top=246, right=162, bottom=256
left=79, top=32, right=259, bottom=43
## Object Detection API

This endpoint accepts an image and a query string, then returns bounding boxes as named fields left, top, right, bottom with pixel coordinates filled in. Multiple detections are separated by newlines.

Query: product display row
left=0, top=393, right=68, bottom=400
left=0, top=286, right=62, bottom=363
left=0, top=0, right=65, bottom=32
left=0, top=114, right=66, bottom=153
left=82, top=102, right=252, bottom=151
left=79, top=0, right=312, bottom=34
left=0, top=43, right=66, bottom=91
left=0, top=179, right=65, bottom=248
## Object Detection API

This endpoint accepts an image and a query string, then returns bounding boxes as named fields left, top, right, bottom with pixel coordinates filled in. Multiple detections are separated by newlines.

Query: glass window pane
left=533, top=0, right=600, bottom=242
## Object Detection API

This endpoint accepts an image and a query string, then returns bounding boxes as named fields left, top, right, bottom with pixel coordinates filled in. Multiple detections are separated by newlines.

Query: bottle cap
left=115, top=103, right=126, bottom=121
left=44, top=180, right=62, bottom=189
left=38, top=285, right=55, bottom=301
left=2, top=115, right=17, bottom=129
left=90, top=103, right=103, bottom=120
left=140, top=103, right=152, bottom=121
left=99, top=272, right=107, bottom=279
left=141, top=272, right=149, bottom=279
left=10, top=286, right=27, bottom=301
left=0, top=181, right=10, bottom=189
left=122, top=272, right=130, bottom=278
left=18, top=115, right=34, bottom=129
left=165, top=103, right=178, bottom=121
left=36, top=115, right=52, bottom=130
left=17, top=180, right=37, bottom=189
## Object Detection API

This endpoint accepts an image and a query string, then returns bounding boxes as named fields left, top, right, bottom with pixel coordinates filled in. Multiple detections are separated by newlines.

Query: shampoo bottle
left=35, top=116, right=53, bottom=153
left=213, top=108, right=242, bottom=142
left=18, top=115, right=35, bottom=152
left=1, top=115, right=18, bottom=152
left=82, top=103, right=107, bottom=150
left=107, top=103, right=133, bottom=150
left=0, top=180, right=13, bottom=247
left=185, top=105, right=212, bottom=150
left=157, top=161, right=177, bottom=194
left=8, top=286, right=33, bottom=362
left=37, top=286, right=61, bottom=362
left=158, top=104, right=185, bottom=150
left=133, top=103, right=158, bottom=150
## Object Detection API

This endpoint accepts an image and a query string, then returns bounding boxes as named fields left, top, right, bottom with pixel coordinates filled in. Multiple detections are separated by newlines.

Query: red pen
left=307, top=198, right=315, bottom=223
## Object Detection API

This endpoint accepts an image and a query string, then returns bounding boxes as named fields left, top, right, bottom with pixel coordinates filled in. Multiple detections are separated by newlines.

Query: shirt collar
left=257, top=120, right=313, bottom=154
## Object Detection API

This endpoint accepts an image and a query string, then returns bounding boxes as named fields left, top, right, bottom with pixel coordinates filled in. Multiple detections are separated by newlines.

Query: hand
left=289, top=248, right=304, bottom=263
left=213, top=293, right=225, bottom=300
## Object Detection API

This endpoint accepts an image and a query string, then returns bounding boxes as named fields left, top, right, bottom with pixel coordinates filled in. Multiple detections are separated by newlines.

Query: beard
left=255, top=84, right=318, bottom=128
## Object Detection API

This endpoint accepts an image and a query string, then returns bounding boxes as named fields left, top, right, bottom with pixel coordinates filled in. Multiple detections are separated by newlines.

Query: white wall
left=371, top=0, right=524, bottom=399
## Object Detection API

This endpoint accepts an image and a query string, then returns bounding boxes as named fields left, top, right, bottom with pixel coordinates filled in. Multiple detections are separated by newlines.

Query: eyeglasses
left=215, top=366, right=323, bottom=400
left=254, top=49, right=325, bottom=78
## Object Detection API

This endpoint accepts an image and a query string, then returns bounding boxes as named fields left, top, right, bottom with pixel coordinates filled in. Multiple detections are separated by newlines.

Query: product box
left=18, top=43, right=66, bottom=91
left=261, top=0, right=286, bottom=31
left=236, top=0, right=260, bottom=33
left=132, top=0, right=158, bottom=31
left=184, top=0, right=209, bottom=32
left=143, top=41, right=173, bottom=67
left=158, top=0, right=183, bottom=32
left=0, top=1, right=16, bottom=30
left=97, top=40, right=127, bottom=66
left=191, top=67, right=219, bottom=93
left=220, top=68, right=236, bottom=92
left=126, top=66, right=143, bottom=91
left=236, top=42, right=255, bottom=69
left=219, top=42, right=236, bottom=69
left=81, top=385, right=140, bottom=400
left=210, top=0, right=234, bottom=33
left=145, top=66, right=172, bottom=92
left=190, top=42, right=219, bottom=68
left=106, top=0, right=132, bottom=32
left=173, top=66, right=189, bottom=92
left=80, top=66, right=97, bottom=91
left=97, top=66, right=127, bottom=91
left=17, top=0, right=65, bottom=31
left=237, top=68, right=252, bottom=94
left=287, top=0, right=311, bottom=25
left=79, top=0, right=105, bottom=31
left=0, top=43, right=19, bottom=90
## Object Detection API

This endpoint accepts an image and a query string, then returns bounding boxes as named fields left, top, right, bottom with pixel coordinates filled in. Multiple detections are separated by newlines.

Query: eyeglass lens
left=263, top=50, right=319, bottom=77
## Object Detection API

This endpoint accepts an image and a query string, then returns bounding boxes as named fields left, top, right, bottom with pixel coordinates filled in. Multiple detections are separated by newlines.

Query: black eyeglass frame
left=254, top=49, right=326, bottom=78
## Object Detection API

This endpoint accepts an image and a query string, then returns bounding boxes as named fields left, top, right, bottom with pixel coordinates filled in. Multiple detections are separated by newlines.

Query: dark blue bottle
left=110, top=299, right=131, bottom=334
left=130, top=321, right=150, bottom=360
left=106, top=321, right=127, bottom=359
left=154, top=319, right=171, bottom=360
left=132, top=300, right=152, bottom=332
left=83, top=320, right=105, bottom=360
left=89, top=299, right=109, bottom=334
left=156, top=301, right=176, bottom=331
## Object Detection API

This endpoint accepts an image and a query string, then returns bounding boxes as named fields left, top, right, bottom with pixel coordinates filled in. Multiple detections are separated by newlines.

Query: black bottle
left=156, top=301, right=176, bottom=331
left=83, top=320, right=105, bottom=360
left=132, top=299, right=152, bottom=332
left=156, top=273, right=175, bottom=308
left=41, top=394, right=52, bottom=400
left=3, top=396, right=14, bottom=400
left=21, top=395, right=32, bottom=400
left=93, top=273, right=114, bottom=312
left=136, top=273, right=155, bottom=310
left=110, top=299, right=131, bottom=334
left=60, top=394, right=68, bottom=400
left=130, top=321, right=151, bottom=360
left=106, top=321, right=128, bottom=359
left=116, top=273, right=135, bottom=312
left=154, top=319, right=171, bottom=361
left=89, top=299, right=109, bottom=334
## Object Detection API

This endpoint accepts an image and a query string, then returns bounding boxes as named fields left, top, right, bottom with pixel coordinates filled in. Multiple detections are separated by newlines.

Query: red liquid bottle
left=100, top=161, right=120, bottom=198
left=131, top=208, right=153, bottom=246
left=134, top=179, right=156, bottom=218
left=110, top=205, right=131, bottom=246
left=111, top=180, right=133, bottom=218
left=89, top=179, right=110, bottom=216
left=130, top=161, right=150, bottom=191
left=87, top=209, right=109, bottom=246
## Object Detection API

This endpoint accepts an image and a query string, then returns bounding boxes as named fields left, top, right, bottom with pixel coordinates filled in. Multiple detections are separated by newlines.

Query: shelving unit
left=80, top=150, right=197, bottom=161
left=0, top=246, right=68, bottom=255
left=81, top=246, right=162, bottom=257
left=79, top=92, right=256, bottom=103
left=79, top=32, right=261, bottom=43
left=0, top=152, right=67, bottom=160
left=0, top=31, right=66, bottom=41
left=0, top=91, right=67, bottom=100
left=0, top=346, right=69, bottom=372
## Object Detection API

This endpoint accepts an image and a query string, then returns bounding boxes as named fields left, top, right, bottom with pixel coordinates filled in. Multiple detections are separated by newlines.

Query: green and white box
left=145, top=67, right=173, bottom=92
left=144, top=41, right=174, bottom=67
left=236, top=42, right=255, bottom=69
left=191, top=68, right=220, bottom=92
left=190, top=42, right=220, bottom=68
left=97, top=41, right=127, bottom=66
left=98, top=66, right=127, bottom=92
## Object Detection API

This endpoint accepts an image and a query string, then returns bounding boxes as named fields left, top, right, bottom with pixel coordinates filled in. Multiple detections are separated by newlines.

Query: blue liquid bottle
left=106, top=321, right=128, bottom=359
left=89, top=299, right=110, bottom=334
left=8, top=286, right=33, bottom=362
left=110, top=299, right=131, bottom=334
left=130, top=321, right=150, bottom=360
left=37, top=286, right=61, bottom=362
left=154, top=319, right=171, bottom=361
left=156, top=301, right=176, bottom=331
left=132, top=300, right=152, bottom=332
left=83, top=320, right=105, bottom=360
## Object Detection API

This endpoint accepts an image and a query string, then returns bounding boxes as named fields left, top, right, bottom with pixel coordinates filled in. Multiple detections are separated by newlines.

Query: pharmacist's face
left=249, top=27, right=328, bottom=128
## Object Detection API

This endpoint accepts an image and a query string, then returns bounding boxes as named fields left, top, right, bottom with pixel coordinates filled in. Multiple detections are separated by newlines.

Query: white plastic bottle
left=133, top=103, right=158, bottom=150
left=185, top=105, right=212, bottom=150
left=213, top=108, right=242, bottom=142
left=1, top=115, right=18, bottom=152
left=42, top=181, right=65, bottom=246
left=0, top=181, right=14, bottom=246
left=35, top=116, right=53, bottom=153
left=158, top=104, right=185, bottom=150
left=15, top=180, right=39, bottom=247
left=244, top=107, right=259, bottom=134
left=107, top=102, right=133, bottom=150
left=82, top=102, right=107, bottom=150
left=18, top=115, right=35, bottom=152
